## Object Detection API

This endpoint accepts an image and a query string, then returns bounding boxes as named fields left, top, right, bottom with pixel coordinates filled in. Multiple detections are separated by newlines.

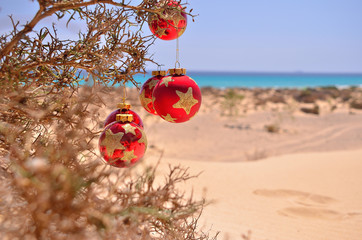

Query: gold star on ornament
left=171, top=11, right=186, bottom=27
left=101, top=129, right=125, bottom=156
left=147, top=79, right=159, bottom=89
left=160, top=76, right=174, bottom=87
left=121, top=150, right=137, bottom=162
left=123, top=123, right=137, bottom=135
left=162, top=114, right=177, bottom=123
left=139, top=89, right=152, bottom=112
left=156, top=26, right=168, bottom=37
left=172, top=87, right=199, bottom=115
left=138, top=131, right=148, bottom=146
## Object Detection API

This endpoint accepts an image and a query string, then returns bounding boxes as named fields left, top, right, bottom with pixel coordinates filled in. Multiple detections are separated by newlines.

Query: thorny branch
left=0, top=0, right=150, bottom=59
left=0, top=0, right=196, bottom=61
left=0, top=1, right=216, bottom=239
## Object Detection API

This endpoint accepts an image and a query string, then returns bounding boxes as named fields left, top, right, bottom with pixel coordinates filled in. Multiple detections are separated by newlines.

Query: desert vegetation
left=0, top=1, right=217, bottom=239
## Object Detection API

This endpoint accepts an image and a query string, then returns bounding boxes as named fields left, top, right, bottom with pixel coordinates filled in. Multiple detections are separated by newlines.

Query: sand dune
left=100, top=87, right=362, bottom=239
left=148, top=149, right=362, bottom=240
left=144, top=109, right=362, bottom=162
left=111, top=87, right=362, bottom=163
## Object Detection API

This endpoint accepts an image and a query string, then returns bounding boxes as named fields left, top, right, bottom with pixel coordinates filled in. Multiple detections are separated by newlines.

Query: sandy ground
left=101, top=87, right=362, bottom=239
left=146, top=149, right=362, bottom=240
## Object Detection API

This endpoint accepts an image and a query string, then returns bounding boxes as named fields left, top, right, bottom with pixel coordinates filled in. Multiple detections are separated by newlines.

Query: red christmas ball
left=152, top=69, right=202, bottom=123
left=99, top=119, right=147, bottom=168
left=139, top=71, right=166, bottom=115
left=148, top=0, right=187, bottom=40
left=104, top=109, right=143, bottom=128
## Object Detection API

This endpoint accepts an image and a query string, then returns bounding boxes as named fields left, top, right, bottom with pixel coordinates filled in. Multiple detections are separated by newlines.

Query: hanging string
left=175, top=37, right=181, bottom=68
left=122, top=81, right=127, bottom=104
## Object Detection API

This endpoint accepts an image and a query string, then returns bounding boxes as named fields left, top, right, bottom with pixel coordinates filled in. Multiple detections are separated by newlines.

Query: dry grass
left=300, top=105, right=320, bottom=115
left=264, top=123, right=280, bottom=133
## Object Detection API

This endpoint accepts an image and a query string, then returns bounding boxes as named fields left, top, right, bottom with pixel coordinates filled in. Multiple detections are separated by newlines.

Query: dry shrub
left=295, top=89, right=318, bottom=103
left=0, top=1, right=215, bottom=239
left=350, top=100, right=362, bottom=110
left=0, top=87, right=217, bottom=240
left=266, top=94, right=286, bottom=104
left=264, top=123, right=280, bottom=133
left=300, top=105, right=320, bottom=115
left=220, top=89, right=245, bottom=117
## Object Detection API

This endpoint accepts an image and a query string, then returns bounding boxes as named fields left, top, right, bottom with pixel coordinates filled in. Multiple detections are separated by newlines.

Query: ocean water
left=133, top=72, right=362, bottom=89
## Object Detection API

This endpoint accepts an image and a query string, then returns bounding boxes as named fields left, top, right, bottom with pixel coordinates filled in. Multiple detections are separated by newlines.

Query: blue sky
left=1, top=0, right=362, bottom=73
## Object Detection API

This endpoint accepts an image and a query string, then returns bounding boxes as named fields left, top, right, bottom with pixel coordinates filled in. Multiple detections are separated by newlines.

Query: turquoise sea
left=133, top=72, right=362, bottom=89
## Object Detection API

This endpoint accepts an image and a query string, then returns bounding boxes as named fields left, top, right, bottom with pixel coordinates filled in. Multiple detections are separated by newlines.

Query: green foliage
left=220, top=89, right=245, bottom=117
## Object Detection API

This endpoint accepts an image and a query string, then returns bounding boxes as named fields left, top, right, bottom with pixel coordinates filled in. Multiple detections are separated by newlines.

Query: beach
left=152, top=149, right=362, bottom=240
left=1, top=0, right=361, bottom=238
left=100, top=86, right=362, bottom=239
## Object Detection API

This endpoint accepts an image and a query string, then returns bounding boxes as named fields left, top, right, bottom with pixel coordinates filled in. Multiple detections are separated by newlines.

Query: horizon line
left=143, top=70, right=362, bottom=76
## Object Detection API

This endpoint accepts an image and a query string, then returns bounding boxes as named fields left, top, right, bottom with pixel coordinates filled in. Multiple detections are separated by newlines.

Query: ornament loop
left=175, top=61, right=181, bottom=69
left=157, top=64, right=164, bottom=71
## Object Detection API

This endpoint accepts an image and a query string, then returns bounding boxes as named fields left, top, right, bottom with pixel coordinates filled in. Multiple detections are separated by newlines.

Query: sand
left=147, top=149, right=362, bottom=240
left=101, top=87, right=362, bottom=239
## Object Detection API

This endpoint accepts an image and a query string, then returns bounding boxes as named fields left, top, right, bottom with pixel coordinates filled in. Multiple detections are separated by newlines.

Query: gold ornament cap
left=152, top=70, right=167, bottom=76
left=117, top=103, right=131, bottom=110
left=169, top=68, right=186, bottom=75
left=116, top=114, right=133, bottom=123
